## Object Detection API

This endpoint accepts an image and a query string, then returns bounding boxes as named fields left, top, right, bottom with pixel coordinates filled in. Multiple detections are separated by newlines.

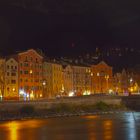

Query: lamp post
left=105, top=75, right=109, bottom=94
left=90, top=72, right=93, bottom=94
left=42, top=80, right=46, bottom=98
left=97, top=72, right=100, bottom=93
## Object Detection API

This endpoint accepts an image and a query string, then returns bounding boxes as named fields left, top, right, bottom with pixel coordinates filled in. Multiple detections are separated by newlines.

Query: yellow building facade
left=4, top=58, right=19, bottom=100
left=62, top=65, right=73, bottom=96
left=43, top=61, right=63, bottom=98
left=0, top=58, right=5, bottom=99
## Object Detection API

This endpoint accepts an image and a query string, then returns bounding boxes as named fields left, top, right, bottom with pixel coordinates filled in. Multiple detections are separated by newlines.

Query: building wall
left=18, top=49, right=43, bottom=99
left=0, top=59, right=5, bottom=98
left=43, top=62, right=63, bottom=98
left=91, top=61, right=113, bottom=93
left=62, top=65, right=73, bottom=95
left=72, top=65, right=92, bottom=95
left=4, top=58, right=18, bottom=99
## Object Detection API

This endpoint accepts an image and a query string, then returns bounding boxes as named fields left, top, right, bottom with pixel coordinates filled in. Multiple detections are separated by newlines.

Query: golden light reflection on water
left=9, top=122, right=19, bottom=140
left=0, top=120, right=47, bottom=140
left=85, top=115, right=113, bottom=140
left=103, top=120, right=113, bottom=140
left=83, top=115, right=99, bottom=119
left=84, top=115, right=98, bottom=140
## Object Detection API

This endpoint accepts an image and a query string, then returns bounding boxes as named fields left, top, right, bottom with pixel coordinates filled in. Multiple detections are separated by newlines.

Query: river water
left=0, top=112, right=140, bottom=140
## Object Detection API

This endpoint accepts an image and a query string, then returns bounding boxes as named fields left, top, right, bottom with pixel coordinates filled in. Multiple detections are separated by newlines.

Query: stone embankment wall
left=0, top=96, right=122, bottom=111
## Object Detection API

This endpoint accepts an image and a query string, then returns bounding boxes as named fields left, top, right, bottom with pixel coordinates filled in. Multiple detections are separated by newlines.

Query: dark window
left=24, top=71, right=29, bottom=74
left=24, top=63, right=29, bottom=67
left=11, top=80, right=16, bottom=84
left=11, top=73, right=16, bottom=76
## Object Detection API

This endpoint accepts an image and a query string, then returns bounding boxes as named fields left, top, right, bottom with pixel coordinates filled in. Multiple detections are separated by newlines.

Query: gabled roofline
left=18, top=49, right=43, bottom=59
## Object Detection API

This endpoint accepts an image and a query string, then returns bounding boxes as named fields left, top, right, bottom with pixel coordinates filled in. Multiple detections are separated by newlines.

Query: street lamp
left=105, top=75, right=109, bottom=93
left=90, top=72, right=93, bottom=94
left=97, top=72, right=101, bottom=93
left=42, top=80, right=46, bottom=98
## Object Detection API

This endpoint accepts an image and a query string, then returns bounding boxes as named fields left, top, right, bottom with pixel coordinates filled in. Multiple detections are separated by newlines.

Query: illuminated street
left=0, top=112, right=140, bottom=140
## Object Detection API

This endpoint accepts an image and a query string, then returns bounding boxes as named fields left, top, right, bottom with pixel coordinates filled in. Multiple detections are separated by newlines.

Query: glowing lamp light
left=109, top=89, right=113, bottom=94
left=43, top=82, right=46, bottom=86
left=12, top=88, right=16, bottom=92
left=30, top=70, right=33, bottom=74
left=69, top=91, right=74, bottom=97
left=26, top=93, right=29, bottom=98
left=30, top=92, right=34, bottom=99
left=130, top=87, right=134, bottom=92
left=19, top=89, right=25, bottom=95
left=130, top=78, right=133, bottom=83
left=40, top=94, right=43, bottom=98
left=83, top=91, right=91, bottom=95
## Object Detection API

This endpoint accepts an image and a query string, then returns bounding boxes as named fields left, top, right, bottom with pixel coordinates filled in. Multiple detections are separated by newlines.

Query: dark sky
left=0, top=0, right=140, bottom=56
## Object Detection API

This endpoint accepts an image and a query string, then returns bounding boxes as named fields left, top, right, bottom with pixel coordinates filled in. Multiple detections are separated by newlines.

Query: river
left=0, top=112, right=140, bottom=140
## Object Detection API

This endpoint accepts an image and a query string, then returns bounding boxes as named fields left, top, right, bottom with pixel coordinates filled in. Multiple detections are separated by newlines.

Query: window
left=11, top=80, right=16, bottom=84
left=20, top=71, right=22, bottom=74
left=7, top=65, right=9, bottom=69
left=24, top=63, right=29, bottom=67
left=15, top=66, right=17, bottom=69
left=24, top=71, right=29, bottom=74
left=11, top=72, right=16, bottom=76
left=7, top=72, right=9, bottom=76
left=11, top=66, right=13, bottom=69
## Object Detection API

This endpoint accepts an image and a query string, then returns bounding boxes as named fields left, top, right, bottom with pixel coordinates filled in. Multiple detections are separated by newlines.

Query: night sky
left=0, top=0, right=140, bottom=57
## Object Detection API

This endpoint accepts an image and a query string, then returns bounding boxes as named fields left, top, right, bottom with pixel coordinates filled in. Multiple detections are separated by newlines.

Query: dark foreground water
left=0, top=112, right=140, bottom=140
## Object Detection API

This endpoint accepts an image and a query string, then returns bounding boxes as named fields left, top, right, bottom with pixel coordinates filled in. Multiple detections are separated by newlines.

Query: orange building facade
left=18, top=49, right=43, bottom=100
left=91, top=61, right=113, bottom=94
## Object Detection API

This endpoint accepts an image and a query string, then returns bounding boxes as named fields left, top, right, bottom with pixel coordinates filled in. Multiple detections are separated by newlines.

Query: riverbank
left=0, top=101, right=129, bottom=121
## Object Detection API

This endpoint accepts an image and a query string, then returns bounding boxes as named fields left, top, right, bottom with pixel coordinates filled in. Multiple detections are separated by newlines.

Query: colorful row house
left=0, top=49, right=115, bottom=100
left=91, top=61, right=113, bottom=94
left=18, top=49, right=43, bottom=100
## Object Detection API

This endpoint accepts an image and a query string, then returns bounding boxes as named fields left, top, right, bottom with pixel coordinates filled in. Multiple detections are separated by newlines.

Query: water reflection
left=103, top=120, right=113, bottom=140
left=9, top=122, right=18, bottom=140
left=0, top=120, right=47, bottom=140
left=126, top=113, right=137, bottom=140
left=0, top=113, right=139, bottom=140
